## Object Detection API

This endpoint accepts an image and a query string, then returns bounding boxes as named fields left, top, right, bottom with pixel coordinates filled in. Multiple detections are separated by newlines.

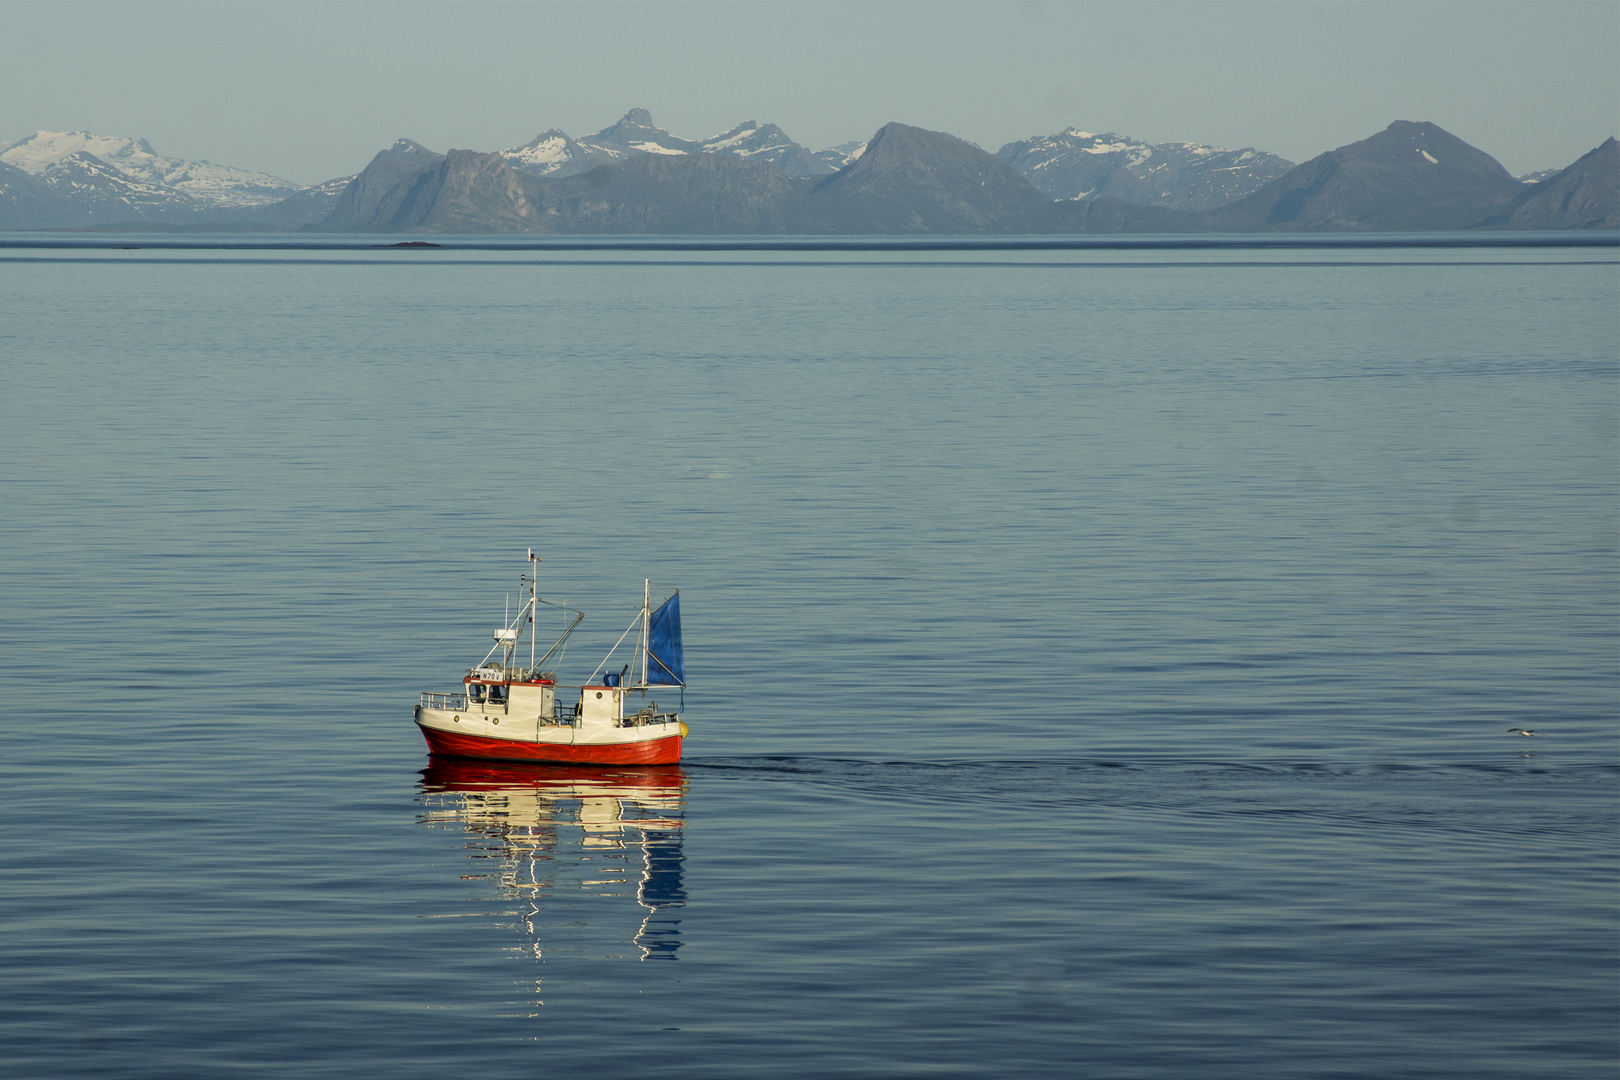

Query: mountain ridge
left=1201, top=121, right=1529, bottom=231
left=497, top=109, right=855, bottom=181
left=1473, top=137, right=1619, bottom=230
left=316, top=123, right=1252, bottom=235
left=809, top=121, right=1057, bottom=233
left=2, top=116, right=1615, bottom=233
left=996, top=128, right=1294, bottom=211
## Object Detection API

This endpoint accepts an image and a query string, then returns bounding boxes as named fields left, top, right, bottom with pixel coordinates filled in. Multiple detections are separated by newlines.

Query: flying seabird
left=1506, top=728, right=1540, bottom=737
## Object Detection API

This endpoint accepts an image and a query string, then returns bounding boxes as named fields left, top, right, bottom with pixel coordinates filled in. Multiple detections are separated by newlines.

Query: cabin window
left=487, top=685, right=507, bottom=705
left=468, top=684, right=487, bottom=704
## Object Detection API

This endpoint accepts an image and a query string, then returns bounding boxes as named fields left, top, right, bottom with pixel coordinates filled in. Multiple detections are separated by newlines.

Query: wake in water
left=680, top=755, right=1617, bottom=840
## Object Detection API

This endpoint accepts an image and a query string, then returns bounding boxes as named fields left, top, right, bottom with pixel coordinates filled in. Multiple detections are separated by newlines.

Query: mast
left=641, top=577, right=651, bottom=686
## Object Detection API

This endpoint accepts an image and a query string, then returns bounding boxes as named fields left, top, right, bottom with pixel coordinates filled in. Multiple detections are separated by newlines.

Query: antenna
left=529, top=549, right=539, bottom=670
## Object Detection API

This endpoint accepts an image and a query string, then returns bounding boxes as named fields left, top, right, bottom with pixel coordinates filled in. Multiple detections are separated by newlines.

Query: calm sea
left=1, top=236, right=1615, bottom=1078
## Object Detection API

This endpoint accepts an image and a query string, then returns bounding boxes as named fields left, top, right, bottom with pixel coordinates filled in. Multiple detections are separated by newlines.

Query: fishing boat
left=414, top=551, right=686, bottom=765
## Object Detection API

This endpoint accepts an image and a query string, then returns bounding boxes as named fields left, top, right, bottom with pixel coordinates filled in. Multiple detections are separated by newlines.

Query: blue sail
left=646, top=592, right=684, bottom=685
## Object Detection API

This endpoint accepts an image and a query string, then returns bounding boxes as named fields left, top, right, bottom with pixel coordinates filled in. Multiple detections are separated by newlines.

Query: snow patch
left=1418, top=149, right=1438, bottom=164
left=700, top=126, right=761, bottom=151
left=1, top=130, right=149, bottom=174
left=505, top=137, right=574, bottom=169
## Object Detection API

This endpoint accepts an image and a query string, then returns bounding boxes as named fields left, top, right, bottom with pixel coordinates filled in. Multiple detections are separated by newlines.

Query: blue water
left=1, top=238, right=1615, bottom=1077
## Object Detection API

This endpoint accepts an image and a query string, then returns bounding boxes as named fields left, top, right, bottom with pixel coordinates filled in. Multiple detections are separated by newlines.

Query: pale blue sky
left=3, top=1, right=1616, bottom=185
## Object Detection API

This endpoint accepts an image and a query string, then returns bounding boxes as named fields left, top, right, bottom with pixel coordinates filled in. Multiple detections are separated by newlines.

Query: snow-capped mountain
left=499, top=109, right=864, bottom=181
left=500, top=128, right=608, bottom=177
left=814, top=141, right=867, bottom=172
left=0, top=128, right=359, bottom=228
left=696, top=122, right=833, bottom=178
left=995, top=128, right=1294, bottom=212
left=587, top=107, right=699, bottom=156
left=0, top=130, right=301, bottom=208
left=28, top=151, right=186, bottom=221
left=499, top=110, right=691, bottom=178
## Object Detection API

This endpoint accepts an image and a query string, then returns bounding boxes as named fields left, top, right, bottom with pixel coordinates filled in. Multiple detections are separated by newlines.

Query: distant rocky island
left=1, top=111, right=1615, bottom=233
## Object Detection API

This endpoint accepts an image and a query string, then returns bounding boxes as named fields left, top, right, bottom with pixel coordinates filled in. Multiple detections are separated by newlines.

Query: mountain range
left=2, top=111, right=1615, bottom=233
left=995, top=129, right=1295, bottom=211
left=497, top=108, right=862, bottom=181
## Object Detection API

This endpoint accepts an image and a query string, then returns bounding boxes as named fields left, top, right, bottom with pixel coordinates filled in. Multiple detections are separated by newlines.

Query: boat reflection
left=418, top=757, right=686, bottom=961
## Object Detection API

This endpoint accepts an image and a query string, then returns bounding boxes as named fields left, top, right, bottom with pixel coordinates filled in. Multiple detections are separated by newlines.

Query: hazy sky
left=4, top=1, right=1616, bottom=185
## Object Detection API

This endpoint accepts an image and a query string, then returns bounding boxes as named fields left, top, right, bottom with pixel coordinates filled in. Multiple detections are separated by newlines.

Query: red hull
left=417, top=722, right=682, bottom=765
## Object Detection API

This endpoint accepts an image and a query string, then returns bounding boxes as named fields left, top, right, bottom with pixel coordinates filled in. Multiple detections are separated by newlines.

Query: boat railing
left=616, top=709, right=681, bottom=729
left=420, top=693, right=582, bottom=727
left=466, top=666, right=557, bottom=683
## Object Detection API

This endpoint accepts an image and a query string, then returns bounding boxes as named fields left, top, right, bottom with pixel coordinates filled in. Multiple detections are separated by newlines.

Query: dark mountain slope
left=808, top=122, right=1054, bottom=233
left=1203, top=121, right=1524, bottom=231
left=340, top=147, right=811, bottom=233
left=1474, top=137, right=1619, bottom=229
left=0, top=159, right=66, bottom=228
left=529, top=152, right=811, bottom=233
left=322, top=140, right=443, bottom=229
left=228, top=175, right=353, bottom=227
left=376, top=150, right=543, bottom=232
left=1048, top=195, right=1198, bottom=233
